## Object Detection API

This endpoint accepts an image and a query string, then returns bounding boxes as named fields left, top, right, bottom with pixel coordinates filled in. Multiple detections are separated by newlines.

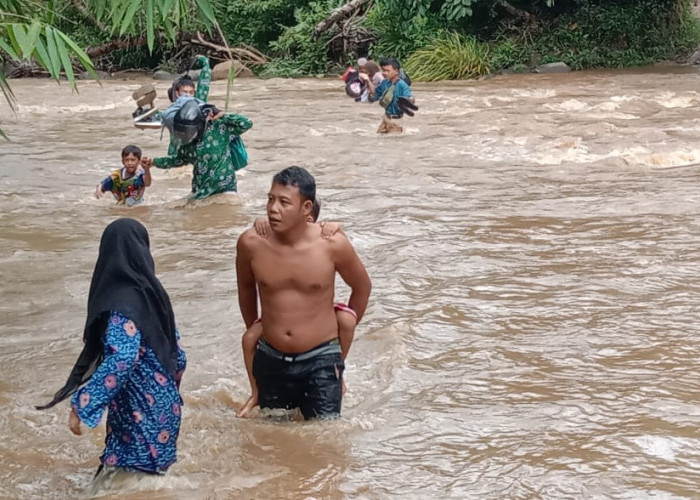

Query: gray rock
left=211, top=60, right=254, bottom=80
left=510, top=64, right=530, bottom=74
left=534, top=62, right=571, bottom=74
left=689, top=48, right=700, bottom=65
left=153, top=70, right=177, bottom=81
left=187, top=69, right=200, bottom=81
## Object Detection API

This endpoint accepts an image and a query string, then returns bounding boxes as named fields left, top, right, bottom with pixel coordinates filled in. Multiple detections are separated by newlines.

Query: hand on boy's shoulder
left=239, top=226, right=268, bottom=246
left=320, top=227, right=350, bottom=250
left=319, top=221, right=345, bottom=239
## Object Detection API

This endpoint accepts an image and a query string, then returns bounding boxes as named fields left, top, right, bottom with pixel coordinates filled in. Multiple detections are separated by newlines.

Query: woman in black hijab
left=38, top=218, right=187, bottom=477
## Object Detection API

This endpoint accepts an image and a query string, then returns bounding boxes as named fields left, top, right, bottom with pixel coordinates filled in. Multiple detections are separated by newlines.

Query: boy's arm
left=95, top=176, right=111, bottom=198
left=369, top=79, right=387, bottom=101
left=100, top=176, right=113, bottom=192
left=360, top=73, right=376, bottom=98
left=141, top=162, right=152, bottom=187
left=330, top=234, right=371, bottom=323
left=194, top=55, right=211, bottom=101
left=236, top=230, right=259, bottom=328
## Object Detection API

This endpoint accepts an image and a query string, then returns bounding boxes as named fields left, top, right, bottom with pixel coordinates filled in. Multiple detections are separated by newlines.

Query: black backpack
left=172, top=100, right=206, bottom=146
left=399, top=69, right=412, bottom=87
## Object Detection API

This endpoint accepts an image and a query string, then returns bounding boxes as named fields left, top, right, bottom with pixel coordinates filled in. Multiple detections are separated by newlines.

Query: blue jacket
left=370, top=78, right=412, bottom=117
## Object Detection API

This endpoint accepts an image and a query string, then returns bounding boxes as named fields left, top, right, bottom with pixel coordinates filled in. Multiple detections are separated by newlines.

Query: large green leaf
left=0, top=0, right=224, bottom=139
left=119, top=0, right=143, bottom=35
left=54, top=30, right=76, bottom=88
left=43, top=27, right=63, bottom=80
left=0, top=36, right=19, bottom=60
left=56, top=30, right=98, bottom=81
left=0, top=71, right=16, bottom=112
left=197, top=0, right=216, bottom=26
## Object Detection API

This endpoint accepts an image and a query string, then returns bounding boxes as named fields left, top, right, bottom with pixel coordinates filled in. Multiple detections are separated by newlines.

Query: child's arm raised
left=141, top=158, right=153, bottom=187
left=193, top=55, right=211, bottom=102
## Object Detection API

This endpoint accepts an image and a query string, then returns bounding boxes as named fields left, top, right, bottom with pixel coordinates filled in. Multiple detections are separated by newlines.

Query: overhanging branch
left=312, top=0, right=372, bottom=41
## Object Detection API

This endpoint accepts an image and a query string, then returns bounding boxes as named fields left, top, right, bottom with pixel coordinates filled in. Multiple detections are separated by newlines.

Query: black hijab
left=37, top=218, right=178, bottom=410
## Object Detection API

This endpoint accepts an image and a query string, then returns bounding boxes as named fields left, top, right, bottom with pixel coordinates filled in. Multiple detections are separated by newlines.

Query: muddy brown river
left=2, top=66, right=700, bottom=498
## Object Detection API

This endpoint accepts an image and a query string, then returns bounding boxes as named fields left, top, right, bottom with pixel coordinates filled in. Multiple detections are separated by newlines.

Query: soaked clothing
left=377, top=115, right=403, bottom=134
left=371, top=78, right=412, bottom=118
left=153, top=55, right=253, bottom=199
left=152, top=113, right=253, bottom=199
left=71, top=312, right=187, bottom=473
left=253, top=338, right=344, bottom=420
left=100, top=168, right=146, bottom=206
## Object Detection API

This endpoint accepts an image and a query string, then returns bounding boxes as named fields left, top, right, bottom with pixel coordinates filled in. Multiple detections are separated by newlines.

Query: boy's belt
left=257, top=338, right=341, bottom=363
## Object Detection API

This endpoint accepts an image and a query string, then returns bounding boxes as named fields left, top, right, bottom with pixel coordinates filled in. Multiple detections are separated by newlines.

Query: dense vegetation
left=1, top=0, right=699, bottom=83
left=2, top=0, right=697, bottom=137
left=214, top=0, right=700, bottom=79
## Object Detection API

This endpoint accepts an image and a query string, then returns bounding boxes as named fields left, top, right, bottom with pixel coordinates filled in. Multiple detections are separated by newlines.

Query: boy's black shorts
left=253, top=338, right=344, bottom=420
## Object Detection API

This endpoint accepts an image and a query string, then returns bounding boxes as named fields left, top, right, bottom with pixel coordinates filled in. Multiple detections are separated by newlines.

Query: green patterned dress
left=153, top=56, right=253, bottom=199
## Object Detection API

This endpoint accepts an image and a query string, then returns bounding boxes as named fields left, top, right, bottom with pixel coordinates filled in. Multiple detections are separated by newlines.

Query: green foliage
left=404, top=31, right=490, bottom=81
left=489, top=37, right=531, bottom=70
left=440, top=0, right=474, bottom=21
left=365, top=7, right=442, bottom=61
left=0, top=21, right=97, bottom=88
left=213, top=0, right=310, bottom=49
left=527, top=0, right=700, bottom=70
left=259, top=0, right=341, bottom=77
left=0, top=0, right=222, bottom=139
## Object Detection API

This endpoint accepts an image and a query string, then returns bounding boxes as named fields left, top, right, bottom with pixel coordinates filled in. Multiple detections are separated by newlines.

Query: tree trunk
left=86, top=36, right=148, bottom=58
left=495, top=0, right=536, bottom=24
left=312, top=0, right=372, bottom=41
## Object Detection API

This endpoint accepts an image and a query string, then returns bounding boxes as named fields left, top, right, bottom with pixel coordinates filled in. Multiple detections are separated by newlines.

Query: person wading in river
left=236, top=166, right=371, bottom=420
left=360, top=57, right=416, bottom=133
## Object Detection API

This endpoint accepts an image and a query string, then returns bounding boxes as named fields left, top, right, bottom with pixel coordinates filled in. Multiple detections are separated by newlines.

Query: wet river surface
left=2, top=66, right=700, bottom=498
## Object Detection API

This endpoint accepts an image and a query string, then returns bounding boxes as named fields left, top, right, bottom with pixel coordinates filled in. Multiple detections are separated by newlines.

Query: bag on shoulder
left=230, top=136, right=248, bottom=171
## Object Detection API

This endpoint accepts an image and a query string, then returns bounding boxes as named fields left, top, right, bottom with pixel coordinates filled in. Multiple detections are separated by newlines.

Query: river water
left=2, top=66, right=700, bottom=499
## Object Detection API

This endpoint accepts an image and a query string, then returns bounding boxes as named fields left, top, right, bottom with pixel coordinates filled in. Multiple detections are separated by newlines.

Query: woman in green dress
left=149, top=111, right=252, bottom=199
left=148, top=56, right=253, bottom=199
